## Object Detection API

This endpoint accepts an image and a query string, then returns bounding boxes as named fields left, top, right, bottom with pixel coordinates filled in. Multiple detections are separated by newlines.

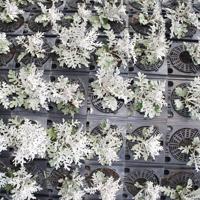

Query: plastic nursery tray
left=125, top=119, right=166, bottom=164
left=167, top=41, right=200, bottom=76
left=167, top=77, right=197, bottom=122
left=83, top=163, right=125, bottom=200
left=123, top=164, right=164, bottom=200
left=165, top=123, right=200, bottom=165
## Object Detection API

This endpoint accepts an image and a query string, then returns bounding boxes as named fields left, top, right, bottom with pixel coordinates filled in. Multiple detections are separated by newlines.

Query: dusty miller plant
left=0, top=167, right=41, bottom=200
left=6, top=117, right=49, bottom=166
left=162, top=179, right=200, bottom=200
left=134, top=23, right=170, bottom=66
left=179, top=137, right=200, bottom=172
left=91, top=67, right=134, bottom=111
left=47, top=119, right=92, bottom=170
left=165, top=2, right=200, bottom=38
left=86, top=171, right=121, bottom=200
left=35, top=2, right=63, bottom=32
left=17, top=32, right=46, bottom=62
left=174, top=77, right=200, bottom=120
left=49, top=76, right=85, bottom=116
left=131, top=72, right=166, bottom=118
left=184, top=41, right=200, bottom=65
left=134, top=181, right=162, bottom=200
left=58, top=170, right=86, bottom=200
left=0, top=0, right=23, bottom=23
left=89, top=120, right=123, bottom=166
left=0, top=119, right=10, bottom=153
left=4, top=64, right=50, bottom=111
left=0, top=33, right=11, bottom=54
left=53, top=14, right=100, bottom=68
left=91, top=0, right=127, bottom=30
left=127, top=126, right=163, bottom=161
left=96, top=29, right=137, bottom=68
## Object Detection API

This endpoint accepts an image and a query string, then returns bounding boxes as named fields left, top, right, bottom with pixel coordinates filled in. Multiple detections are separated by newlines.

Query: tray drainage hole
left=168, top=111, right=174, bottom=118
left=124, top=168, right=130, bottom=173
left=50, top=76, right=56, bottom=82
left=160, top=141, right=164, bottom=146
left=89, top=78, right=94, bottom=83
left=47, top=120, right=53, bottom=126
left=90, top=65, right=95, bottom=70
left=48, top=189, right=53, bottom=193
left=123, top=194, right=128, bottom=198
left=168, top=68, right=173, bottom=74
left=15, top=63, right=21, bottom=68
left=168, top=81, right=174, bottom=87
left=164, top=169, right=169, bottom=175
left=165, top=157, right=171, bottom=162
left=125, top=154, right=130, bottom=160
left=86, top=121, right=90, bottom=128
left=129, top=67, right=134, bottom=72
left=52, top=63, right=57, bottom=69
left=48, top=105, right=54, bottom=111
left=167, top=125, right=173, bottom=132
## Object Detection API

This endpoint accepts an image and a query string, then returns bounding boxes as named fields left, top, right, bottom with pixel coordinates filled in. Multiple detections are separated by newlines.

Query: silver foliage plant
left=89, top=120, right=123, bottom=165
left=53, top=11, right=100, bottom=68
left=184, top=41, right=200, bottom=65
left=127, top=126, right=163, bottom=161
left=175, top=77, right=200, bottom=120
left=86, top=171, right=121, bottom=200
left=47, top=119, right=92, bottom=170
left=0, top=117, right=49, bottom=166
left=165, top=1, right=200, bottom=38
left=0, top=167, right=41, bottom=200
left=0, top=33, right=11, bottom=54
left=91, top=67, right=134, bottom=111
left=179, top=137, right=200, bottom=172
left=162, top=179, right=200, bottom=200
left=132, top=72, right=166, bottom=118
left=0, top=0, right=24, bottom=23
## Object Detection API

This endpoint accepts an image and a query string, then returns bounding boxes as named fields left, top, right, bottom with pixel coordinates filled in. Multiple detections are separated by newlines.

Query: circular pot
left=168, top=128, right=200, bottom=162
left=0, top=16, right=24, bottom=32
left=169, top=45, right=197, bottom=73
left=124, top=169, right=159, bottom=196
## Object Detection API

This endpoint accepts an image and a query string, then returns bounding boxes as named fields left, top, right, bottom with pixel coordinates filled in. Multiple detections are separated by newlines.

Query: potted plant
left=53, top=12, right=100, bottom=69
left=91, top=67, right=134, bottom=112
left=0, top=64, right=50, bottom=111
left=127, top=126, right=163, bottom=161
left=47, top=119, right=92, bottom=170
left=130, top=72, right=166, bottom=118
left=16, top=32, right=50, bottom=65
left=0, top=167, right=42, bottom=200
left=0, top=33, right=15, bottom=65
left=89, top=120, right=123, bottom=165
left=173, top=77, right=200, bottom=120
left=90, top=0, right=127, bottom=33
left=134, top=24, right=170, bottom=71
left=96, top=29, right=136, bottom=69
left=49, top=76, right=85, bottom=116
left=134, top=181, right=162, bottom=200
left=179, top=137, right=200, bottom=172
left=0, top=0, right=24, bottom=32
left=58, top=169, right=86, bottom=200
left=165, top=1, right=199, bottom=38
left=28, top=2, right=63, bottom=33
left=86, top=170, right=121, bottom=200
left=0, top=117, right=49, bottom=166
left=162, top=179, right=200, bottom=200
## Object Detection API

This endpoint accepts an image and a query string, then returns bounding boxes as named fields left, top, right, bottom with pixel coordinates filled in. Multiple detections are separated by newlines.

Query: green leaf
left=175, top=87, right=187, bottom=97
left=48, top=128, right=57, bottom=141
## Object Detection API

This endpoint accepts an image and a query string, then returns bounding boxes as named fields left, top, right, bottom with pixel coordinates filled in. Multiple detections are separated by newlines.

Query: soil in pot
left=168, top=128, right=200, bottom=162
